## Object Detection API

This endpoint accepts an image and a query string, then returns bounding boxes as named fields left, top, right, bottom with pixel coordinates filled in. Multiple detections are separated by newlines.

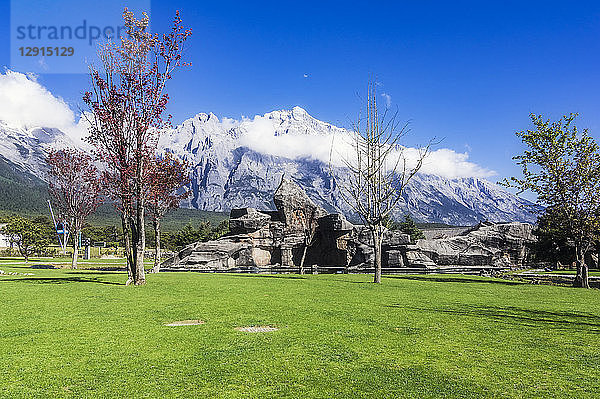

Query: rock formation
left=415, top=222, right=536, bottom=268
left=162, top=177, right=536, bottom=272
left=162, top=177, right=354, bottom=271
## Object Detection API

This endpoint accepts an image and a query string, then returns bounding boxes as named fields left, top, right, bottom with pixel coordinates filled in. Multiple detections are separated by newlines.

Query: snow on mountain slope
left=0, top=106, right=537, bottom=225
left=0, top=120, right=74, bottom=178
left=159, top=107, right=538, bottom=225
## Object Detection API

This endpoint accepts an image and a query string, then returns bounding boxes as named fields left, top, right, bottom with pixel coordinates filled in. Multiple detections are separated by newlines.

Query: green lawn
left=1, top=261, right=599, bottom=398
left=0, top=257, right=153, bottom=270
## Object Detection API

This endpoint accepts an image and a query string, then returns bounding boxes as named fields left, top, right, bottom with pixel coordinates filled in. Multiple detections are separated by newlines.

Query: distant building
left=0, top=223, right=12, bottom=248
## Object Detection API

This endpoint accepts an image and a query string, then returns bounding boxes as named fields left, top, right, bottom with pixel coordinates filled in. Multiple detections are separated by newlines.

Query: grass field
left=0, top=257, right=154, bottom=270
left=1, top=259, right=599, bottom=398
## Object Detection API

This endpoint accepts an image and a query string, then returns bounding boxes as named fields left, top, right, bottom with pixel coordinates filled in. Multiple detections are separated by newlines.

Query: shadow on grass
left=388, top=303, right=600, bottom=332
left=0, top=276, right=122, bottom=286
left=385, top=275, right=523, bottom=286
left=1, top=264, right=60, bottom=269
left=62, top=268, right=127, bottom=272
left=329, top=278, right=374, bottom=284
left=224, top=274, right=308, bottom=280
left=30, top=264, right=57, bottom=269
left=63, top=271, right=126, bottom=276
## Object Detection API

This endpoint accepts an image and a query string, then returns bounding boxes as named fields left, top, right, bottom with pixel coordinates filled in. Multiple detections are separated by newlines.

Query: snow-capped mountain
left=0, top=107, right=537, bottom=225
left=159, top=107, right=538, bottom=225
left=0, top=120, right=74, bottom=179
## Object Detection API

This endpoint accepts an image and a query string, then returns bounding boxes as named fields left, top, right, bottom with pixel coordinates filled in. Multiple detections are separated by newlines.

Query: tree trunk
left=372, top=228, right=382, bottom=283
left=573, top=245, right=590, bottom=288
left=151, top=218, right=161, bottom=273
left=299, top=244, right=308, bottom=275
left=133, top=194, right=146, bottom=286
left=581, top=264, right=590, bottom=289
left=71, top=229, right=79, bottom=269
left=121, top=214, right=134, bottom=285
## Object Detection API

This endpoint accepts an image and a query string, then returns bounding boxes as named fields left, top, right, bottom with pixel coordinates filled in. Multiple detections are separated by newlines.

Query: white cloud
left=0, top=70, right=75, bottom=131
left=237, top=115, right=338, bottom=164
left=0, top=71, right=494, bottom=180
left=381, top=93, right=392, bottom=108
left=0, top=70, right=92, bottom=147
left=234, top=111, right=495, bottom=179
left=408, top=147, right=496, bottom=179
left=329, top=136, right=495, bottom=179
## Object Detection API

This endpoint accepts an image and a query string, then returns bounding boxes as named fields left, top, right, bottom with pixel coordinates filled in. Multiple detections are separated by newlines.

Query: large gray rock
left=163, top=174, right=536, bottom=272
left=404, top=249, right=437, bottom=268
left=415, top=222, right=535, bottom=267
left=385, top=250, right=404, bottom=267
left=318, top=213, right=354, bottom=232
left=161, top=237, right=254, bottom=270
left=273, top=177, right=328, bottom=232
left=347, top=226, right=411, bottom=268
left=229, top=208, right=271, bottom=233
left=385, top=230, right=412, bottom=247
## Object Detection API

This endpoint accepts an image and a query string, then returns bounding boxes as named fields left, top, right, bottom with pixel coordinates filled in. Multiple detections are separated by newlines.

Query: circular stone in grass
left=235, top=326, right=278, bottom=333
left=164, top=320, right=205, bottom=326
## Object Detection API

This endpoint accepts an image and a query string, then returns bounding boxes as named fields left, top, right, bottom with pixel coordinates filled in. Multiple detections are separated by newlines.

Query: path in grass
left=1, top=263, right=599, bottom=398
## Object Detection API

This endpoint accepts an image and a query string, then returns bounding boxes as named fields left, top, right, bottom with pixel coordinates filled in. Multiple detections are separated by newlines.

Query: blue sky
left=0, top=0, right=599, bottom=187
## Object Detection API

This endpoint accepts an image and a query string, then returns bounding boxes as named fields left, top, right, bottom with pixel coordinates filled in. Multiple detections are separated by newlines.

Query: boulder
left=273, top=177, right=328, bottom=232
left=416, top=222, right=535, bottom=267
left=318, top=213, right=354, bottom=232
left=404, top=249, right=437, bottom=268
left=385, top=250, right=405, bottom=267
left=384, top=230, right=411, bottom=247
left=162, top=237, right=254, bottom=270
left=229, top=208, right=271, bottom=233
left=162, top=174, right=536, bottom=273
left=346, top=226, right=413, bottom=268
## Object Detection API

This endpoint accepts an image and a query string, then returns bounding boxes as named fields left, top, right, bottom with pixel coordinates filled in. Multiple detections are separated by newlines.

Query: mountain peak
left=292, top=106, right=308, bottom=115
left=262, top=106, right=312, bottom=122
left=193, top=112, right=219, bottom=123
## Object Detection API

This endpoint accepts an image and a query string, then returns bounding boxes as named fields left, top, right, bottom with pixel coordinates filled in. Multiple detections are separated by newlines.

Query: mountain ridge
left=160, top=107, right=538, bottom=225
left=0, top=108, right=539, bottom=225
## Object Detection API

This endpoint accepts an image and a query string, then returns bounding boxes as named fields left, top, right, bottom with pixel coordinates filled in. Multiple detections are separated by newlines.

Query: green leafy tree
left=503, top=113, right=600, bottom=288
left=81, top=225, right=121, bottom=249
left=531, top=207, right=574, bottom=267
left=397, top=215, right=425, bottom=243
left=3, top=216, right=52, bottom=262
left=162, top=220, right=229, bottom=252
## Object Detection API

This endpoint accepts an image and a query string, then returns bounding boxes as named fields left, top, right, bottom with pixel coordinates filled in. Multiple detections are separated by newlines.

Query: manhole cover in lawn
left=164, top=320, right=205, bottom=326
left=235, top=326, right=278, bottom=333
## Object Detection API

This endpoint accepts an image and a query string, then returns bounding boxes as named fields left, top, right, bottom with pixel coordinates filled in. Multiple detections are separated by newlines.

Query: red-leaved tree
left=83, top=9, right=191, bottom=285
left=46, top=148, right=103, bottom=269
left=147, top=152, right=190, bottom=273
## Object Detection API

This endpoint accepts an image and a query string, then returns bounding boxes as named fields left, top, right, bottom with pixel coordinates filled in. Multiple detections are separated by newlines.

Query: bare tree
left=332, top=82, right=430, bottom=283
left=295, top=207, right=320, bottom=274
